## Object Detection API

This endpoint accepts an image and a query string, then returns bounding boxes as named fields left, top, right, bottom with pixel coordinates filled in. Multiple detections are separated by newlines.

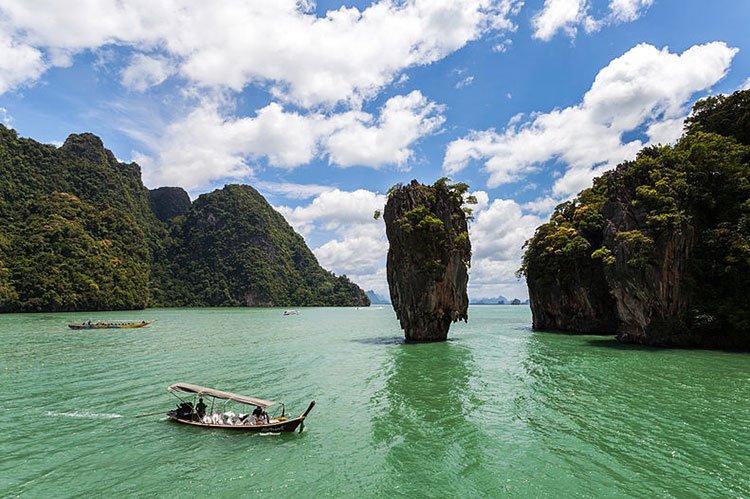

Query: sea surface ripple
left=1, top=306, right=748, bottom=496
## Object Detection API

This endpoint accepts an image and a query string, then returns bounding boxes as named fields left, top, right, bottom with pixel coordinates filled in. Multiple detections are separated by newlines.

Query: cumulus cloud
left=532, top=0, right=653, bottom=41
left=467, top=198, right=545, bottom=298
left=444, top=42, right=738, bottom=198
left=276, top=188, right=389, bottom=292
left=273, top=186, right=540, bottom=299
left=120, top=53, right=176, bottom=91
left=0, top=33, right=46, bottom=94
left=608, top=0, right=653, bottom=22
left=137, top=91, right=444, bottom=190
left=0, top=0, right=522, bottom=106
left=323, top=91, right=445, bottom=167
left=532, top=0, right=592, bottom=41
left=277, top=188, right=387, bottom=235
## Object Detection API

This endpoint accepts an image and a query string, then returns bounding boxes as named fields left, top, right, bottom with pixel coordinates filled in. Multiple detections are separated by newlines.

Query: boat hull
left=68, top=321, right=154, bottom=330
left=168, top=415, right=304, bottom=432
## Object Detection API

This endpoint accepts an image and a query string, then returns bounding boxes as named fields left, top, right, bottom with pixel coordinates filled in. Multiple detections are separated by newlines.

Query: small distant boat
left=166, top=383, right=315, bottom=433
left=283, top=310, right=299, bottom=316
left=68, top=320, right=155, bottom=330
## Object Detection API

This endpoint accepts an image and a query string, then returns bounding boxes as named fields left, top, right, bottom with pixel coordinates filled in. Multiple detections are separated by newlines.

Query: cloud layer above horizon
left=0, top=0, right=746, bottom=298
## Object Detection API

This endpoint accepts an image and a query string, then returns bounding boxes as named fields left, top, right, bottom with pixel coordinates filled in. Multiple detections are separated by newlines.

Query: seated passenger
left=252, top=406, right=270, bottom=424
left=195, top=398, right=207, bottom=420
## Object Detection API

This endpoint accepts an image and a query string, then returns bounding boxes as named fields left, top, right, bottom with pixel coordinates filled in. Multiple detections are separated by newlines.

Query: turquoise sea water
left=1, top=306, right=748, bottom=497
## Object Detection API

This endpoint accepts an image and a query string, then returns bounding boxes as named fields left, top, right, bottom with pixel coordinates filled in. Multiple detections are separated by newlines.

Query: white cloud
left=471, top=198, right=544, bottom=261
left=740, top=77, right=750, bottom=91
left=137, top=91, right=444, bottom=190
left=323, top=91, right=444, bottom=168
left=455, top=75, right=475, bottom=89
left=444, top=42, right=738, bottom=198
left=493, top=38, right=512, bottom=53
left=121, top=53, right=176, bottom=91
left=532, top=0, right=591, bottom=41
left=0, top=33, right=46, bottom=94
left=468, top=198, right=543, bottom=298
left=275, top=187, right=541, bottom=299
left=609, top=0, right=653, bottom=22
left=531, top=0, right=653, bottom=41
left=277, top=188, right=386, bottom=235
left=255, top=181, right=335, bottom=200
left=522, top=196, right=558, bottom=214
left=276, top=188, right=389, bottom=293
left=0, top=106, right=12, bottom=126
left=0, top=0, right=523, bottom=106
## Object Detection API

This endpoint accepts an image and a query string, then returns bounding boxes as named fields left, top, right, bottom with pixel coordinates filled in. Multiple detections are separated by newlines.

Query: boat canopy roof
left=168, top=383, right=276, bottom=408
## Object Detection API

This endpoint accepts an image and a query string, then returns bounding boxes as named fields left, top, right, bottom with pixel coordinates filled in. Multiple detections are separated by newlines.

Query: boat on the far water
left=283, top=310, right=299, bottom=316
left=68, top=320, right=155, bottom=330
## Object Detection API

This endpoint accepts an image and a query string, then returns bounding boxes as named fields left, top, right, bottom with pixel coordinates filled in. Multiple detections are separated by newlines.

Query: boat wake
left=46, top=411, right=123, bottom=419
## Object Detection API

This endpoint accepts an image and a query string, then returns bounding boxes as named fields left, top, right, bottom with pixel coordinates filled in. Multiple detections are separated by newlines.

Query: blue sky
left=0, top=0, right=748, bottom=298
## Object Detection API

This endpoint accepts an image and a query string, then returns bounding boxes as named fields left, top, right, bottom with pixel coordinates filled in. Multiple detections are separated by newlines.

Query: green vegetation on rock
left=521, top=90, right=750, bottom=349
left=162, top=184, right=369, bottom=307
left=0, top=125, right=368, bottom=312
left=384, top=178, right=472, bottom=341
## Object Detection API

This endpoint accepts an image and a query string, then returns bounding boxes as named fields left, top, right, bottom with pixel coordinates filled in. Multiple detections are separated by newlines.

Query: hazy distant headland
left=0, top=126, right=369, bottom=312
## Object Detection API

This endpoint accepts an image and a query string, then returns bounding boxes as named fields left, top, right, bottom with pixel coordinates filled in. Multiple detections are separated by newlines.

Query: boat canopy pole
left=169, top=391, right=188, bottom=404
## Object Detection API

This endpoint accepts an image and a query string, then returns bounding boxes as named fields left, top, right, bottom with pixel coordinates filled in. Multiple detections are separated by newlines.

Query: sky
left=0, top=0, right=748, bottom=299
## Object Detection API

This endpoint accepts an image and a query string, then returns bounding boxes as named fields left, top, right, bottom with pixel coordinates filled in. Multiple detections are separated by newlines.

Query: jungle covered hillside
left=0, top=126, right=368, bottom=312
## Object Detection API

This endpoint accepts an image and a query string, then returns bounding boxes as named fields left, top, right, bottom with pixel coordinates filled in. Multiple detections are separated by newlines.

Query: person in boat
left=251, top=406, right=269, bottom=424
left=172, top=401, right=194, bottom=419
left=195, top=398, right=207, bottom=420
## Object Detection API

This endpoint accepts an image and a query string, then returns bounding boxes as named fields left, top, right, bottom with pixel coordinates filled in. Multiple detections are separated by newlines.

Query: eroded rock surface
left=384, top=179, right=471, bottom=341
left=522, top=90, right=750, bottom=350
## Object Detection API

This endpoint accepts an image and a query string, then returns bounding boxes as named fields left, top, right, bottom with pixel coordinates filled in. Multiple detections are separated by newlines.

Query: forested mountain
left=160, top=184, right=369, bottom=307
left=521, top=90, right=750, bottom=349
left=0, top=126, right=368, bottom=312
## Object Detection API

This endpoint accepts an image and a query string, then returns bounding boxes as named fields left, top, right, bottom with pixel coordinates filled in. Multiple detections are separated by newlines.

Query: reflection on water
left=371, top=341, right=489, bottom=496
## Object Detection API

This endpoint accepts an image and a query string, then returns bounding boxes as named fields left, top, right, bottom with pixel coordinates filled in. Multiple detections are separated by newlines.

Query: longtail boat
left=166, top=382, right=315, bottom=433
left=68, top=320, right=155, bottom=330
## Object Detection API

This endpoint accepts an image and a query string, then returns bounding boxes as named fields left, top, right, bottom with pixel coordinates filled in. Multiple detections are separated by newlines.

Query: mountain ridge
left=0, top=125, right=369, bottom=312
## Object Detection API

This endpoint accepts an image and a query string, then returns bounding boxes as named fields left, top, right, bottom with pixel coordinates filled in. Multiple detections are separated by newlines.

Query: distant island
left=521, top=90, right=750, bottom=350
left=365, top=290, right=390, bottom=304
left=469, top=296, right=530, bottom=305
left=0, top=127, right=369, bottom=312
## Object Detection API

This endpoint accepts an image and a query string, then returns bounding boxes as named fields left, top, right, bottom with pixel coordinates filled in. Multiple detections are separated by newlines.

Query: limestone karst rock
left=384, top=179, right=472, bottom=341
left=521, top=90, right=750, bottom=350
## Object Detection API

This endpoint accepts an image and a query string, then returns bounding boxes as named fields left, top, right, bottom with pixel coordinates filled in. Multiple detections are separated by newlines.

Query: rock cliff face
left=522, top=90, right=750, bottom=350
left=384, top=179, right=472, bottom=341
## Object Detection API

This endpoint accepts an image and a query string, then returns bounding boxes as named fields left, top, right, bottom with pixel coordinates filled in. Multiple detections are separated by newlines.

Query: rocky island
left=0, top=126, right=369, bottom=312
left=383, top=179, right=473, bottom=341
left=520, top=90, right=750, bottom=350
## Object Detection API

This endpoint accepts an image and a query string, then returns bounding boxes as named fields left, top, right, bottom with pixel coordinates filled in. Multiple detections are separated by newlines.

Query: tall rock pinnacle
left=383, top=179, right=473, bottom=341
